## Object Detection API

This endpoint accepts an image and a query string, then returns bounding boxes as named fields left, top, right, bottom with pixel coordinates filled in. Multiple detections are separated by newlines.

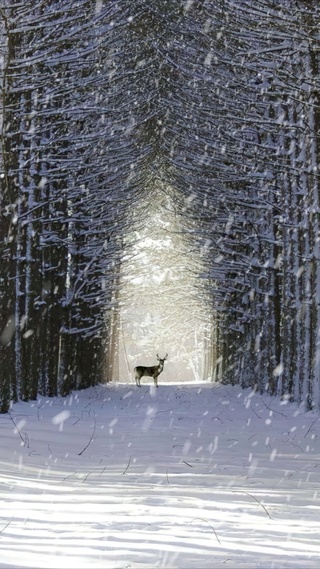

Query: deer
left=134, top=354, right=168, bottom=387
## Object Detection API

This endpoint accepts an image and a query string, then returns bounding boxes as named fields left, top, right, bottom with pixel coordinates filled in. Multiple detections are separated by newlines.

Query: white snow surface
left=0, top=381, right=320, bottom=568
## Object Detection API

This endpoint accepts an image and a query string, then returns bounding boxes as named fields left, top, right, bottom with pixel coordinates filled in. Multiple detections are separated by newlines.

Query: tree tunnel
left=1, top=1, right=320, bottom=411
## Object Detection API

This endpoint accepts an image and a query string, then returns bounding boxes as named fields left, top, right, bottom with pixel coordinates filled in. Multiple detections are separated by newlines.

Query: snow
left=0, top=382, right=320, bottom=568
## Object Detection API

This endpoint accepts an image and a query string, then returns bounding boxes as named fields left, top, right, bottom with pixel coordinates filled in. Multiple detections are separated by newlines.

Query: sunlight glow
left=109, top=185, right=213, bottom=383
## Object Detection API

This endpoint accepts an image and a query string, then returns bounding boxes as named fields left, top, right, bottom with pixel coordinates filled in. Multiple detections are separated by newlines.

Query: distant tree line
left=1, top=0, right=320, bottom=411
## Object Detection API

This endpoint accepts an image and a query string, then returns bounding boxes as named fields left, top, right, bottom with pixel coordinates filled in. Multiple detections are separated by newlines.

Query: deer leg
left=135, top=375, right=141, bottom=387
left=154, top=376, right=159, bottom=387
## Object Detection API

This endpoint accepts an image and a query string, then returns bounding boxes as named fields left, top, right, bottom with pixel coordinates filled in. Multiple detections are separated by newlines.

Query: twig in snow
left=153, top=408, right=173, bottom=416
left=166, top=470, right=170, bottom=484
left=234, top=490, right=272, bottom=519
left=182, top=460, right=193, bottom=467
left=0, top=518, right=13, bottom=534
left=262, top=399, right=287, bottom=418
left=8, top=412, right=29, bottom=447
left=62, top=472, right=76, bottom=482
left=289, top=440, right=303, bottom=452
left=122, top=456, right=132, bottom=475
left=28, top=449, right=39, bottom=456
left=304, top=417, right=319, bottom=439
left=78, top=416, right=96, bottom=456
left=191, top=517, right=221, bottom=545
left=251, top=407, right=261, bottom=419
left=82, top=472, right=92, bottom=483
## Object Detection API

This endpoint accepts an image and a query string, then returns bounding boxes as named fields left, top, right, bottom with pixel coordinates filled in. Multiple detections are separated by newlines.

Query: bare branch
left=234, top=491, right=272, bottom=519
left=78, top=416, right=96, bottom=456
left=122, top=456, right=132, bottom=475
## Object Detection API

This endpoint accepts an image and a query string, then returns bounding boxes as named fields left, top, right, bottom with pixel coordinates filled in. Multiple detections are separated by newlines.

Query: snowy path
left=0, top=382, right=320, bottom=568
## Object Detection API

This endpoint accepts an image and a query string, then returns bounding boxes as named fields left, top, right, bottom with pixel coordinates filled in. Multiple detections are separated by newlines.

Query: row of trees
left=172, top=0, right=320, bottom=408
left=0, top=0, right=147, bottom=411
left=1, top=0, right=320, bottom=410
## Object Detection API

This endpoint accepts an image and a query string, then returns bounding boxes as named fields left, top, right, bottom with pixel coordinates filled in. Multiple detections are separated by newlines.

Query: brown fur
left=134, top=354, right=168, bottom=387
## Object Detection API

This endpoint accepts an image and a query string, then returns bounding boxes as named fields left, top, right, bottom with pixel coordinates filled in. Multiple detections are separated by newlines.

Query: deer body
left=134, top=354, right=168, bottom=387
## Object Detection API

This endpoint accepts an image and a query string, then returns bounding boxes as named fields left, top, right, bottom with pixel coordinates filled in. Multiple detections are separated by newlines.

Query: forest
left=1, top=0, right=320, bottom=412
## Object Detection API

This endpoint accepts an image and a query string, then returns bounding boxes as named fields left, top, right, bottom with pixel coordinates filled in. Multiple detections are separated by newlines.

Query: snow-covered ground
left=0, top=381, right=320, bottom=568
